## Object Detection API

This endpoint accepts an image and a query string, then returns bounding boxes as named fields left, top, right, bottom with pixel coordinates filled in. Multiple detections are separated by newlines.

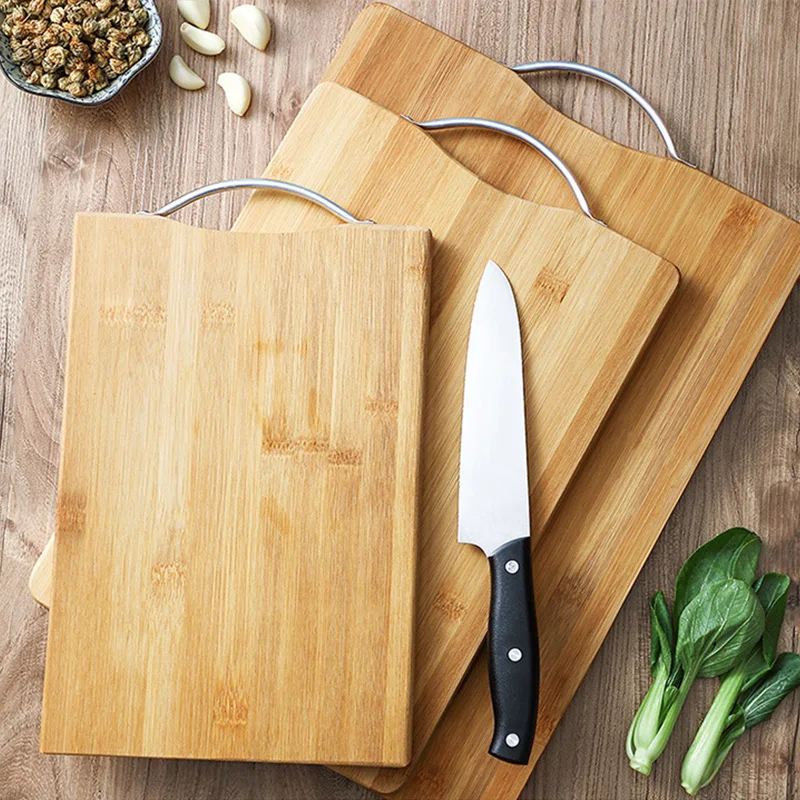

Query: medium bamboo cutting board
left=40, top=214, right=431, bottom=766
left=307, top=5, right=800, bottom=797
left=233, top=83, right=678, bottom=769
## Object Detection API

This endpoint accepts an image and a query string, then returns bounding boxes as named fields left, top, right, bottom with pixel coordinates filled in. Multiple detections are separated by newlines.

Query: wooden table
left=1, top=1, right=797, bottom=798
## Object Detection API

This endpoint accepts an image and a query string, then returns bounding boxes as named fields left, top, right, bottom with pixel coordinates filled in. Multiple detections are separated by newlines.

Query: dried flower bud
left=44, top=44, right=67, bottom=66
left=66, top=80, right=86, bottom=96
left=108, top=56, right=126, bottom=72
left=95, top=0, right=111, bottom=11
left=82, top=17, right=97, bottom=35
left=69, top=38, right=90, bottom=58
left=41, top=26, right=60, bottom=46
left=57, top=75, right=69, bottom=89
left=26, top=67, right=43, bottom=84
left=131, top=6, right=146, bottom=24
left=130, top=28, right=148, bottom=46
left=10, top=45, right=31, bottom=63
left=117, top=10, right=136, bottom=29
left=91, top=36, right=107, bottom=52
left=20, top=62, right=35, bottom=76
left=106, top=26, right=126, bottom=41
left=40, top=71, right=58, bottom=89
left=126, top=42, right=141, bottom=63
left=67, top=67, right=84, bottom=82
left=95, top=17, right=109, bottom=35
left=30, top=48, right=44, bottom=64
left=108, top=39, right=125, bottom=58
left=28, top=0, right=46, bottom=14
left=65, top=5, right=85, bottom=23
left=80, top=1, right=98, bottom=17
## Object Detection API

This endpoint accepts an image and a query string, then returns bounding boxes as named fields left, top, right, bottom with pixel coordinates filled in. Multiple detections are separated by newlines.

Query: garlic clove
left=177, top=0, right=210, bottom=29
left=217, top=72, right=251, bottom=117
left=169, top=54, right=205, bottom=90
left=229, top=4, right=271, bottom=51
left=180, top=22, right=226, bottom=55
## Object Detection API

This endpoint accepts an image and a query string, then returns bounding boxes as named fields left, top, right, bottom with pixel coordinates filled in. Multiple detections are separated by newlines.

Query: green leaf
left=676, top=579, right=765, bottom=679
left=740, top=652, right=800, bottom=728
left=740, top=573, right=791, bottom=691
left=650, top=591, right=673, bottom=676
left=673, top=528, right=761, bottom=627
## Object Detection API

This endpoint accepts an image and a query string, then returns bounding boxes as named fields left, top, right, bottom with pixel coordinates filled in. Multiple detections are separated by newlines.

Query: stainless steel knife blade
left=458, top=259, right=530, bottom=556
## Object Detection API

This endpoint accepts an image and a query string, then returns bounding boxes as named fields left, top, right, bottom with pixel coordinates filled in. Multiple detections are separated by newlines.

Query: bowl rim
left=0, top=0, right=162, bottom=106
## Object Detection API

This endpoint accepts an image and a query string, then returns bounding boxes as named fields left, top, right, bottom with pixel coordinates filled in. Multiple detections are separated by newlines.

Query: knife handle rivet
left=504, top=560, right=519, bottom=574
left=508, top=647, right=522, bottom=662
left=505, top=733, right=520, bottom=748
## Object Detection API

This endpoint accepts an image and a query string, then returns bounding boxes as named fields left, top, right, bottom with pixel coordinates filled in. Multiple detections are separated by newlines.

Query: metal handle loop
left=404, top=115, right=601, bottom=224
left=511, top=61, right=693, bottom=167
left=142, top=179, right=372, bottom=224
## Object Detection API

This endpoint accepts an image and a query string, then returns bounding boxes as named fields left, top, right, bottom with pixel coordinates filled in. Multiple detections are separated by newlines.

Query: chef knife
left=458, top=260, right=539, bottom=765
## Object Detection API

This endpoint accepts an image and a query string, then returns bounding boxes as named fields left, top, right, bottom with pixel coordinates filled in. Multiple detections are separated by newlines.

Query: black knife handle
left=487, top=537, right=539, bottom=765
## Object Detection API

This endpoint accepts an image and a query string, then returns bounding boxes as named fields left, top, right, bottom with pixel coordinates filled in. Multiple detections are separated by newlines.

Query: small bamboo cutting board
left=40, top=214, right=431, bottom=766
left=233, top=83, right=678, bottom=770
left=310, top=5, right=800, bottom=797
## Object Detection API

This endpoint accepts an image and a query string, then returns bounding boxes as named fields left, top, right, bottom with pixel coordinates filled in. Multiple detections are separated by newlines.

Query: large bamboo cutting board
left=40, top=214, right=431, bottom=767
left=310, top=5, right=800, bottom=797
left=231, top=83, right=678, bottom=771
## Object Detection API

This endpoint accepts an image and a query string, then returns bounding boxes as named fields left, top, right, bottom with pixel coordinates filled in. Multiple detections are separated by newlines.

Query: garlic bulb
left=177, top=0, right=210, bottom=29
left=217, top=72, right=251, bottom=116
left=169, top=55, right=205, bottom=90
left=180, top=22, right=226, bottom=55
left=229, top=4, right=271, bottom=51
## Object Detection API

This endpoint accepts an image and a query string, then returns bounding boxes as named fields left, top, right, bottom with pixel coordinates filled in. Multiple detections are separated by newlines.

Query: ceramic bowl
left=0, top=0, right=162, bottom=106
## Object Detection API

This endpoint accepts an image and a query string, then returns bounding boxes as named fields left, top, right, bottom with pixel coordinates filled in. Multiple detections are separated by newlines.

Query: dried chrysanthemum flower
left=66, top=80, right=87, bottom=96
left=107, top=39, right=124, bottom=58
left=108, top=55, right=126, bottom=72
left=10, top=44, right=31, bottom=63
left=40, top=71, right=57, bottom=88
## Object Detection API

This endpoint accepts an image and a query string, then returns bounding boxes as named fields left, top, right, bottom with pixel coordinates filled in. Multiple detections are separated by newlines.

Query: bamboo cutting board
left=307, top=5, right=800, bottom=797
left=40, top=214, right=431, bottom=766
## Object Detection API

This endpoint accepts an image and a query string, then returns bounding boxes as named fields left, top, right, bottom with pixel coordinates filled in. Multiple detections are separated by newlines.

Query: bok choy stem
left=680, top=662, right=746, bottom=794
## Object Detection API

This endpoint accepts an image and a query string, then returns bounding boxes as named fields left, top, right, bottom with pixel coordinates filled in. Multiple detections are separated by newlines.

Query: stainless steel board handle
left=142, top=178, right=373, bottom=224
left=511, top=60, right=693, bottom=167
left=405, top=115, right=602, bottom=224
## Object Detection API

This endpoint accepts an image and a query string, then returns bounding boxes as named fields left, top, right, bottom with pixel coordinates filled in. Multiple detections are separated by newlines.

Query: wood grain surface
left=0, top=1, right=798, bottom=799
left=40, top=216, right=430, bottom=766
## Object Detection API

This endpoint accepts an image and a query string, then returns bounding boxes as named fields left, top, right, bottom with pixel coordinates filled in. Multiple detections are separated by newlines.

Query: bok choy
left=680, top=573, right=798, bottom=794
left=627, top=528, right=764, bottom=775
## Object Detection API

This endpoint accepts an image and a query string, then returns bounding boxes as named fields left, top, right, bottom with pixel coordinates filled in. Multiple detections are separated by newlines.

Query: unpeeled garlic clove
left=180, top=22, right=226, bottom=55
left=229, top=4, right=271, bottom=51
left=177, top=0, right=210, bottom=29
left=217, top=72, right=251, bottom=116
left=169, top=54, right=205, bottom=90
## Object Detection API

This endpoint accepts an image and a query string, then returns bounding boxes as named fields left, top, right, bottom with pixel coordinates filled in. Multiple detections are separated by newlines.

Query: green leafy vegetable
left=628, top=579, right=764, bottom=775
left=681, top=652, right=800, bottom=794
left=673, top=528, right=761, bottom=626
left=680, top=573, right=792, bottom=795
